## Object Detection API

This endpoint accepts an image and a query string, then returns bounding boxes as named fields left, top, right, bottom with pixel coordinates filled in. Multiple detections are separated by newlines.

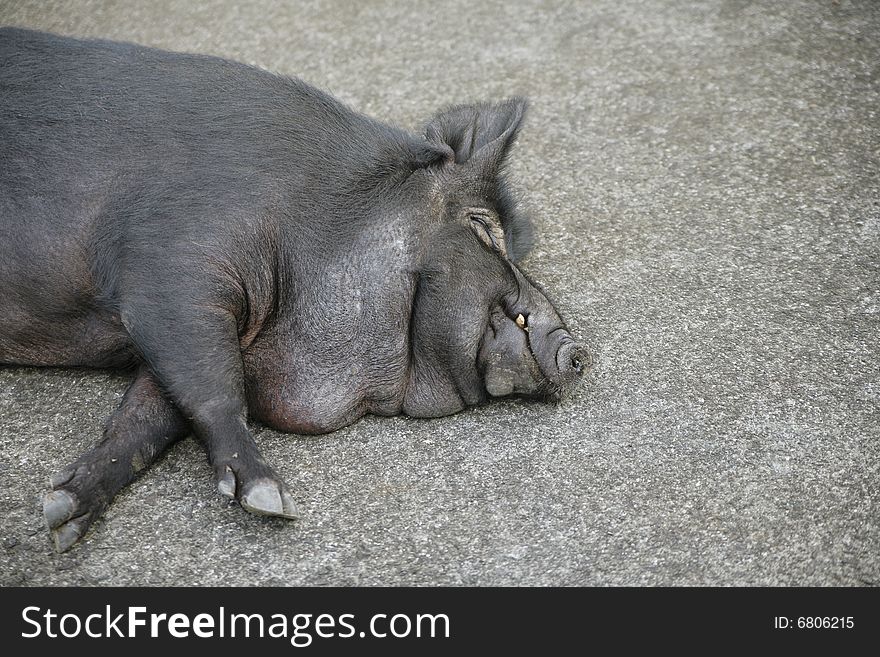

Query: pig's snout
left=554, top=336, right=589, bottom=379
left=535, top=325, right=588, bottom=398
left=479, top=309, right=588, bottom=402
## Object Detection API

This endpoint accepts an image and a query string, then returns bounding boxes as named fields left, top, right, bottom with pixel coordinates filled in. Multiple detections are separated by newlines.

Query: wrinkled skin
left=0, top=28, right=587, bottom=552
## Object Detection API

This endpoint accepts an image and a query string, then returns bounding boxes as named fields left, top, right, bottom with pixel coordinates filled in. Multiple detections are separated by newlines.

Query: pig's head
left=402, top=98, right=588, bottom=417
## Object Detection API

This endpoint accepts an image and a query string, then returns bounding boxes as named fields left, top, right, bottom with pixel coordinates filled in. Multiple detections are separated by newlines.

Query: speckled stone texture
left=0, top=0, right=877, bottom=586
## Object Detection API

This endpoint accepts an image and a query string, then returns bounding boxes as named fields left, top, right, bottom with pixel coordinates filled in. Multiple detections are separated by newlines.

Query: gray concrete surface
left=1, top=0, right=878, bottom=586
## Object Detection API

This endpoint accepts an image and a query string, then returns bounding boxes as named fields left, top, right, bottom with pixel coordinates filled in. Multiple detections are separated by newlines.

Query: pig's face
left=402, top=99, right=587, bottom=417
left=244, top=98, right=586, bottom=433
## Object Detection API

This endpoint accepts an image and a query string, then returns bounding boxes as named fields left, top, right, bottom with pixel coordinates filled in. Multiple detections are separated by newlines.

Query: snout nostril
left=555, top=341, right=589, bottom=378
left=568, top=346, right=591, bottom=375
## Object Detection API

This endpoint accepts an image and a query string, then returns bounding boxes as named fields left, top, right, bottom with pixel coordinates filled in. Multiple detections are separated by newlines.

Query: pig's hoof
left=42, top=489, right=95, bottom=553
left=51, top=515, right=91, bottom=553
left=217, top=470, right=301, bottom=519
left=43, top=489, right=76, bottom=528
left=241, top=478, right=301, bottom=519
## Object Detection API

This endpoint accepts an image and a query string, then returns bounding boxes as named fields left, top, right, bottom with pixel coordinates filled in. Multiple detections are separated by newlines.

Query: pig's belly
left=242, top=354, right=407, bottom=435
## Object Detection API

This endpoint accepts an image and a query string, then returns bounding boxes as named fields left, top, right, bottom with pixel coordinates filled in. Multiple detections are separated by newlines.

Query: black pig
left=0, top=28, right=586, bottom=552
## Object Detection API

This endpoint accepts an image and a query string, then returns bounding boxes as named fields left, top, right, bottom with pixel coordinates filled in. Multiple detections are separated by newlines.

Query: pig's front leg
left=120, top=300, right=301, bottom=523
left=43, top=367, right=189, bottom=551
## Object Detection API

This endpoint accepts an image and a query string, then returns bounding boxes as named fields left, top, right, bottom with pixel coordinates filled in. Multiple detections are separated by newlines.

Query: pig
left=0, top=27, right=587, bottom=552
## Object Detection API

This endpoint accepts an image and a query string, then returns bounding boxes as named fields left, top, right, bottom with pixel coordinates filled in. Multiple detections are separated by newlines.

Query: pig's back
left=0, top=28, right=406, bottom=368
left=0, top=29, right=293, bottom=366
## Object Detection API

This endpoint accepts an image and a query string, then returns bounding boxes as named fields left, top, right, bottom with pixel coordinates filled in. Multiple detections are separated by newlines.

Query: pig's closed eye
left=470, top=214, right=507, bottom=257
left=471, top=216, right=496, bottom=248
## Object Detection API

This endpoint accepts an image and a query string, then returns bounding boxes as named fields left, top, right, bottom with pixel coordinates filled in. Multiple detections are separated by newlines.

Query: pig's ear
left=425, top=97, right=527, bottom=170
left=407, top=139, right=455, bottom=168
left=378, top=136, right=454, bottom=176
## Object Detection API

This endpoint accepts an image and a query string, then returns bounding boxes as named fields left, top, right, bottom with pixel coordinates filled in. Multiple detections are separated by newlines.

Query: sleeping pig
left=0, top=27, right=586, bottom=551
